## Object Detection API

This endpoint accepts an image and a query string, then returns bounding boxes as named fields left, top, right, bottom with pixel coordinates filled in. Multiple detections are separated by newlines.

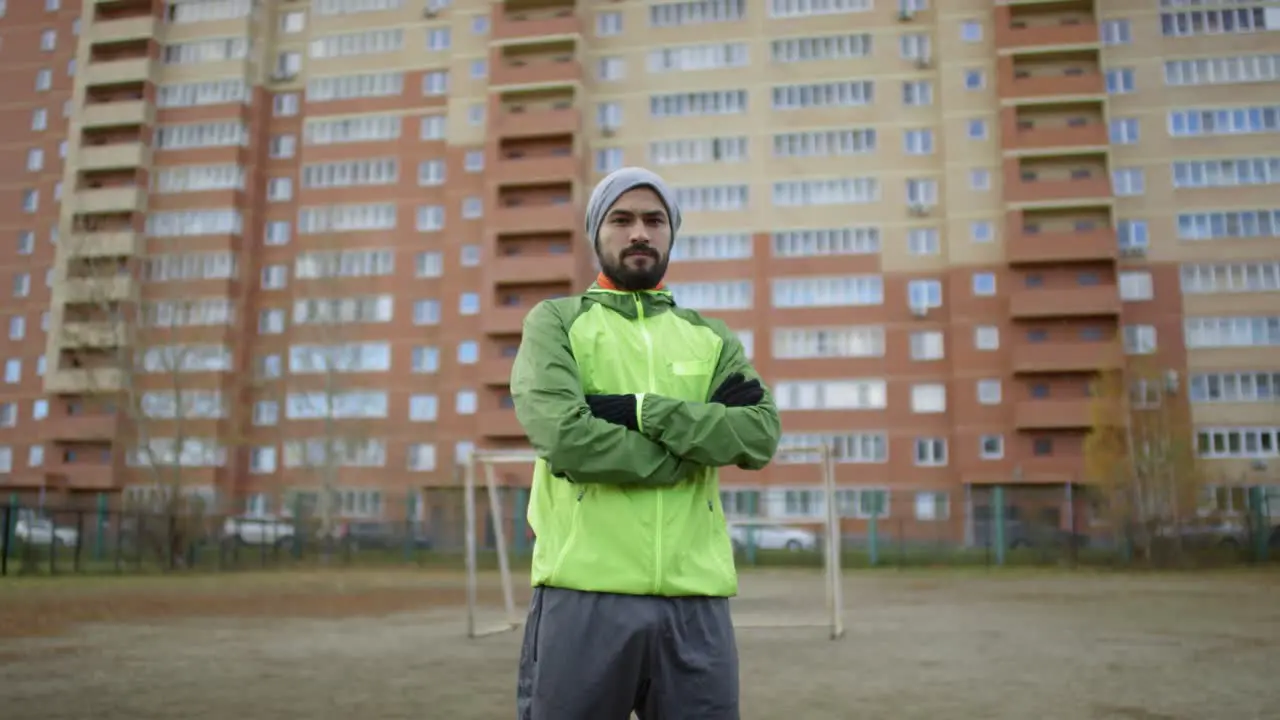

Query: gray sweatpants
left=516, top=586, right=739, bottom=720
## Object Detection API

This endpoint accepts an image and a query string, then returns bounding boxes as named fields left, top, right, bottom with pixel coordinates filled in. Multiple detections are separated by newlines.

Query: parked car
left=14, top=518, right=79, bottom=547
left=222, top=515, right=295, bottom=546
left=728, top=525, right=817, bottom=552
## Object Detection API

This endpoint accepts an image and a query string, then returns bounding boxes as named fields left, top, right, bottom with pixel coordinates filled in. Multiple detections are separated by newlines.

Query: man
left=510, top=166, right=782, bottom=720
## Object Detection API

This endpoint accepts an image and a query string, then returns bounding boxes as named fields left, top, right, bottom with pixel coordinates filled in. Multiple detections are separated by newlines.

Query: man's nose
left=628, top=222, right=651, bottom=243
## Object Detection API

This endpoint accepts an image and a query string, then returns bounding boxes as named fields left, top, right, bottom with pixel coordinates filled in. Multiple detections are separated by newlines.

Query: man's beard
left=600, top=248, right=668, bottom=291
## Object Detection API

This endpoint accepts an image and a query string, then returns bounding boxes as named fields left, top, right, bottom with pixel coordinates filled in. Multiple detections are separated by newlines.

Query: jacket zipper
left=635, top=294, right=663, bottom=594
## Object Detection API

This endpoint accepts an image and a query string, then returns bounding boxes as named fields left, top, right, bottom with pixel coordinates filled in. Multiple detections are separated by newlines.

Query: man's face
left=595, top=187, right=671, bottom=292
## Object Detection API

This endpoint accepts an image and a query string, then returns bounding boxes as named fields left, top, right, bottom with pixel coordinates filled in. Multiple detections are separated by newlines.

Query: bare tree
left=281, top=242, right=391, bottom=551
left=1084, top=361, right=1204, bottom=565
left=58, top=231, right=246, bottom=566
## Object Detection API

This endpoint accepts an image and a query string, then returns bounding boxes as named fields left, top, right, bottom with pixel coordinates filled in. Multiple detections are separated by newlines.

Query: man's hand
left=584, top=394, right=639, bottom=431
left=709, top=373, right=764, bottom=408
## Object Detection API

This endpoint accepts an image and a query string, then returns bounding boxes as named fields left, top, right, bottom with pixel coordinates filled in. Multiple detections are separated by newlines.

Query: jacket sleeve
left=510, top=300, right=703, bottom=487
left=637, top=321, right=782, bottom=470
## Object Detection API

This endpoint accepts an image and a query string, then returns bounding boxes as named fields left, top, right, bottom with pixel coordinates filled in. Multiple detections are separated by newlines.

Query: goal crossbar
left=723, top=444, right=844, bottom=640
left=462, top=445, right=845, bottom=641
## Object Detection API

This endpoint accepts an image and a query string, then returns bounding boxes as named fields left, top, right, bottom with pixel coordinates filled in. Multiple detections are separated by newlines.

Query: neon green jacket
left=510, top=282, right=782, bottom=597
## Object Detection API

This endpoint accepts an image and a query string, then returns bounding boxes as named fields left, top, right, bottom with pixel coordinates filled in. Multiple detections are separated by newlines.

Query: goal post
left=462, top=449, right=534, bottom=639
left=462, top=445, right=845, bottom=641
left=725, top=444, right=845, bottom=640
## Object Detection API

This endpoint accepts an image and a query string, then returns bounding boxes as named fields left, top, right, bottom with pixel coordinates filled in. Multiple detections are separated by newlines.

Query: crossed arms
left=509, top=302, right=782, bottom=488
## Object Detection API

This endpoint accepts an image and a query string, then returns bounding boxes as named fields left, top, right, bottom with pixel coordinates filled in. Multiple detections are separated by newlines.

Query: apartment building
left=0, top=0, right=1277, bottom=534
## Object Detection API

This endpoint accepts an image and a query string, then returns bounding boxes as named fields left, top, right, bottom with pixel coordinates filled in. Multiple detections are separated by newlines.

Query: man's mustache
left=622, top=248, right=658, bottom=259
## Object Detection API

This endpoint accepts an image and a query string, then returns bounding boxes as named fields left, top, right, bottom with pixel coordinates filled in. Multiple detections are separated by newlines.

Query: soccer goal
left=725, top=444, right=845, bottom=640
left=462, top=446, right=845, bottom=641
left=461, top=449, right=533, bottom=639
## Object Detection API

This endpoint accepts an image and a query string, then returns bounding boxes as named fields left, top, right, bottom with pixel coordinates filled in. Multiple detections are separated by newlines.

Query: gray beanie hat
left=584, top=166, right=682, bottom=251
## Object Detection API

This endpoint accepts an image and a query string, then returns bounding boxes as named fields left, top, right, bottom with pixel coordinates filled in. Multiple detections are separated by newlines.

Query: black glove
left=710, top=373, right=764, bottom=408
left=584, top=394, right=638, bottom=431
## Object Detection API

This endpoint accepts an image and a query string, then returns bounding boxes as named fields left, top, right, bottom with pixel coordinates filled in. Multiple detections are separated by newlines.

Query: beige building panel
left=942, top=115, right=1000, bottom=163
left=639, top=162, right=749, bottom=186
left=1144, top=220, right=1280, bottom=264
left=156, top=61, right=249, bottom=82
left=447, top=56, right=488, bottom=98
left=1161, top=82, right=1278, bottom=110
left=1193, top=404, right=1280, bottom=427
left=1126, top=128, right=1278, bottom=166
left=1163, top=33, right=1280, bottom=57
left=945, top=221, right=1004, bottom=268
left=1183, top=293, right=1280, bottom=317
left=1098, top=0, right=1161, bottom=15
left=162, top=19, right=254, bottom=43
left=307, top=9, right=443, bottom=33
left=446, top=99, right=488, bottom=145
left=770, top=203, right=889, bottom=232
left=307, top=48, right=452, bottom=76
left=1170, top=186, right=1280, bottom=212
left=1187, top=348, right=1280, bottom=372
left=1198, top=458, right=1278, bottom=484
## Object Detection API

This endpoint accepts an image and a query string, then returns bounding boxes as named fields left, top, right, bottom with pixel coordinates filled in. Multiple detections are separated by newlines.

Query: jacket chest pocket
left=665, top=358, right=716, bottom=402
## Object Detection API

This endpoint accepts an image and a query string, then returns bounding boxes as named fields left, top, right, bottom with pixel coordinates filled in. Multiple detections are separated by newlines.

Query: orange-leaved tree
left=1084, top=359, right=1203, bottom=564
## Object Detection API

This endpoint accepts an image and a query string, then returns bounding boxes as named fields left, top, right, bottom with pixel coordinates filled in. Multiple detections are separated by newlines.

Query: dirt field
left=1, top=567, right=1278, bottom=720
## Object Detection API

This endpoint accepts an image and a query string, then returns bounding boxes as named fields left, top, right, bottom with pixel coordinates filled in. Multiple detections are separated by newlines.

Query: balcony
left=480, top=357, right=516, bottom=386
left=998, top=57, right=1105, bottom=101
left=492, top=154, right=578, bottom=185
left=88, top=16, right=158, bottom=42
left=482, top=307, right=532, bottom=335
left=48, top=414, right=119, bottom=442
left=47, top=465, right=117, bottom=491
left=1012, top=342, right=1122, bottom=374
left=491, top=54, right=582, bottom=88
left=1004, top=162, right=1112, bottom=206
left=79, top=143, right=150, bottom=171
left=489, top=203, right=576, bottom=234
left=490, top=253, right=576, bottom=285
left=81, top=100, right=152, bottom=129
left=61, top=321, right=128, bottom=349
left=494, top=104, right=580, bottom=139
left=65, top=231, right=141, bottom=259
left=1009, top=287, right=1120, bottom=319
left=1007, top=227, right=1115, bottom=265
left=1014, top=400, right=1094, bottom=430
left=477, top=409, right=528, bottom=438
left=995, top=13, right=1100, bottom=52
left=61, top=275, right=137, bottom=304
left=1001, top=108, right=1107, bottom=154
left=83, top=57, right=153, bottom=86
left=492, top=8, right=581, bottom=42
left=44, top=368, right=125, bottom=394
left=75, top=186, right=146, bottom=214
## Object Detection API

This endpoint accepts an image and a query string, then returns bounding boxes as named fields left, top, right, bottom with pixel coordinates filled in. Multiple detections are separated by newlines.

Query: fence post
left=1248, top=486, right=1268, bottom=562
left=5, top=493, right=17, bottom=553
left=93, top=493, right=107, bottom=562
left=993, top=485, right=1007, bottom=567
left=1, top=503, right=10, bottom=577
left=867, top=513, right=879, bottom=567
left=403, top=491, right=416, bottom=562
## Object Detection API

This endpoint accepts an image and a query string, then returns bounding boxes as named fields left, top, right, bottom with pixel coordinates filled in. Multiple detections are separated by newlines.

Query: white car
left=15, top=518, right=79, bottom=547
left=728, top=525, right=817, bottom=552
left=223, top=515, right=295, bottom=546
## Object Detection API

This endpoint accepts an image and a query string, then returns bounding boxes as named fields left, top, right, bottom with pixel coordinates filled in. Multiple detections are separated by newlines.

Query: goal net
left=725, top=444, right=845, bottom=640
left=462, top=445, right=844, bottom=641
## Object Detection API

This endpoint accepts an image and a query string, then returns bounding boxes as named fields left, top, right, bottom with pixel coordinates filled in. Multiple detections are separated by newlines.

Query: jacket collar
left=584, top=273, right=675, bottom=320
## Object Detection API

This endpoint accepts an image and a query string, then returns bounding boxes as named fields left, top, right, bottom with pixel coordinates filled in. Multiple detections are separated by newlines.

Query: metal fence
left=2, top=485, right=1276, bottom=577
